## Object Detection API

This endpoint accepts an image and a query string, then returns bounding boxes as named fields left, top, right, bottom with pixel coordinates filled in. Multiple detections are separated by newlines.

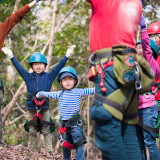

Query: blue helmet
left=29, top=52, right=47, bottom=65
left=136, top=38, right=159, bottom=59
left=58, top=66, right=78, bottom=85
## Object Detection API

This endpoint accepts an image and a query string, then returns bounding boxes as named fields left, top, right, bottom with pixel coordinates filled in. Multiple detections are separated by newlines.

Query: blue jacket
left=11, top=56, right=68, bottom=110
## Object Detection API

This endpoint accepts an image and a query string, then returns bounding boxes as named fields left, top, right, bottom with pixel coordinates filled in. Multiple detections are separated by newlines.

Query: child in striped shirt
left=36, top=66, right=95, bottom=160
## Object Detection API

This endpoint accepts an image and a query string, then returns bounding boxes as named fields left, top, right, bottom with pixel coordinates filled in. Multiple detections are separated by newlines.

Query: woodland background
left=0, top=0, right=160, bottom=159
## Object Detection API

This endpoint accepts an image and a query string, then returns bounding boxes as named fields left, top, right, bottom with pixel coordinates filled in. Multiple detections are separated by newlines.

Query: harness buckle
left=134, top=61, right=142, bottom=90
left=77, top=120, right=82, bottom=126
left=59, top=134, right=65, bottom=145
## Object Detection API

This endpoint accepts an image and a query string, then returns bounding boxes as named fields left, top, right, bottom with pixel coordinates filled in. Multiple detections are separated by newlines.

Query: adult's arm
left=0, top=1, right=37, bottom=52
left=140, top=14, right=160, bottom=78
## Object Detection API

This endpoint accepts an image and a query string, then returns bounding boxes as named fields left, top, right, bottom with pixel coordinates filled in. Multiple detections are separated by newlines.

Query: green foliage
left=3, top=123, right=28, bottom=145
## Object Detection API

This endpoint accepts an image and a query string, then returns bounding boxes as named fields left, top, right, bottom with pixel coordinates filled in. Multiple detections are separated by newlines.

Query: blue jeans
left=63, top=124, right=84, bottom=160
left=138, top=105, right=159, bottom=160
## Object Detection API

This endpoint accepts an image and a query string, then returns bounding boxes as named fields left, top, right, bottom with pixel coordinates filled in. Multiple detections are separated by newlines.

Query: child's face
left=149, top=34, right=160, bottom=42
left=32, top=62, right=46, bottom=74
left=60, top=76, right=76, bottom=90
left=136, top=44, right=143, bottom=56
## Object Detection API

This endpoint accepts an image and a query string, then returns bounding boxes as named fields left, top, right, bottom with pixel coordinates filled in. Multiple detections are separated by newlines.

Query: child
left=147, top=22, right=160, bottom=49
left=136, top=14, right=160, bottom=160
left=36, top=66, right=95, bottom=160
left=0, top=0, right=40, bottom=146
left=147, top=22, right=160, bottom=112
left=87, top=0, right=143, bottom=159
left=2, top=46, right=74, bottom=153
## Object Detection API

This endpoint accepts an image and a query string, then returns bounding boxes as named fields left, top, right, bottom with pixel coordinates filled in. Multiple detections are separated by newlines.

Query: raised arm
left=140, top=14, right=160, bottom=78
left=48, top=45, right=76, bottom=82
left=0, top=0, right=40, bottom=52
left=2, top=47, right=29, bottom=81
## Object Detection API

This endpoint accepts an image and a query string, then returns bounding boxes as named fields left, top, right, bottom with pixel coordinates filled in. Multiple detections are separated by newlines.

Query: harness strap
left=89, top=51, right=112, bottom=64
left=73, top=136, right=86, bottom=149
left=62, top=141, right=74, bottom=150
left=138, top=120, right=159, bottom=135
left=89, top=46, right=136, bottom=64
left=24, top=120, right=32, bottom=129
left=58, top=132, right=86, bottom=150
left=32, top=113, right=42, bottom=122
left=94, top=93, right=124, bottom=113
left=24, top=113, right=55, bottom=133
left=27, top=94, right=49, bottom=106
left=65, top=113, right=81, bottom=128
left=123, top=113, right=138, bottom=120
left=42, top=120, right=55, bottom=127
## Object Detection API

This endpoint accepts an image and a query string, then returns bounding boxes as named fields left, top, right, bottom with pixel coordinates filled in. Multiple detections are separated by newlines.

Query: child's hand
left=66, top=45, right=76, bottom=58
left=140, top=14, right=146, bottom=30
left=36, top=92, right=43, bottom=98
left=2, top=47, right=14, bottom=59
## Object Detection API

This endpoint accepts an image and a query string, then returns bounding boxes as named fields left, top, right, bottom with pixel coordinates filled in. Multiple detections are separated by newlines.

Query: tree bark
left=46, top=0, right=58, bottom=72
left=2, top=81, right=25, bottom=123
left=13, top=0, right=22, bottom=13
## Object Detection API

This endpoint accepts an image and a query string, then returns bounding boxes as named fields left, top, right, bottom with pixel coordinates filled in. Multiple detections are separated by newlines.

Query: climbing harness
left=89, top=45, right=154, bottom=124
left=58, top=112, right=86, bottom=150
left=24, top=94, right=55, bottom=133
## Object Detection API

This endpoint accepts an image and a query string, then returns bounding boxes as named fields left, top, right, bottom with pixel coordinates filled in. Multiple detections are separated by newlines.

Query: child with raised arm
left=136, top=14, right=160, bottom=160
left=2, top=46, right=74, bottom=153
left=36, top=66, right=95, bottom=160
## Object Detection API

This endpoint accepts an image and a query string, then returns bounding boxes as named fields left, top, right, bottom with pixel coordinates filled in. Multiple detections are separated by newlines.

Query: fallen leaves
left=0, top=144, right=65, bottom=160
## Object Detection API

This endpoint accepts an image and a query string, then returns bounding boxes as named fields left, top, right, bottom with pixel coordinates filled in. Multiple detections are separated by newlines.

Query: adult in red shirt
left=0, top=0, right=40, bottom=146
left=88, top=0, right=143, bottom=159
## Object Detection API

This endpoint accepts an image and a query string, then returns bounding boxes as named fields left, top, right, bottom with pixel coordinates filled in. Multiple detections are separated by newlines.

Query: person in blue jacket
left=2, top=46, right=74, bottom=153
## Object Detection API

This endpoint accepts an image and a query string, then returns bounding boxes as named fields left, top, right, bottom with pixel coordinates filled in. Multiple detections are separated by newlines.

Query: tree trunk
left=2, top=81, right=25, bottom=123
left=46, top=0, right=58, bottom=72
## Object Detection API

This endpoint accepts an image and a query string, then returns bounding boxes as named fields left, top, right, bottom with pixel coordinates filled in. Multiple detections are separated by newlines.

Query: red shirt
left=0, top=5, right=31, bottom=53
left=88, top=0, right=142, bottom=53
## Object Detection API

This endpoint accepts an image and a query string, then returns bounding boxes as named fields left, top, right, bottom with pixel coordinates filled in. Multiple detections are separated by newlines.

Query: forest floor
left=0, top=144, right=74, bottom=160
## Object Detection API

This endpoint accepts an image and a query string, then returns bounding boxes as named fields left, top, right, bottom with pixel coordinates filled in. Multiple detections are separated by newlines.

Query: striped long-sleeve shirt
left=39, top=88, right=95, bottom=120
